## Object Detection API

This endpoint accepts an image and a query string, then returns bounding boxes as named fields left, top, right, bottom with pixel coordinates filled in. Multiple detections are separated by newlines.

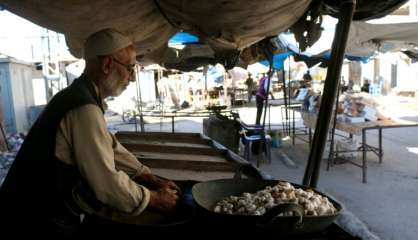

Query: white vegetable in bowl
left=213, top=181, right=337, bottom=216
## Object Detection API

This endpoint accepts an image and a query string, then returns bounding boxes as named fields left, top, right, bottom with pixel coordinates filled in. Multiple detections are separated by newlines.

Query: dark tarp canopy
left=0, top=0, right=311, bottom=68
left=0, top=0, right=408, bottom=70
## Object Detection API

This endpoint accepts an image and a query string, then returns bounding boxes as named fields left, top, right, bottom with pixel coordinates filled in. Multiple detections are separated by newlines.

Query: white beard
left=102, top=70, right=126, bottom=97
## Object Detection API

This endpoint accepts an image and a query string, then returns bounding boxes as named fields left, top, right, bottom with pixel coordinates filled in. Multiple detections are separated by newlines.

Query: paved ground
left=260, top=131, right=418, bottom=240
left=107, top=95, right=418, bottom=240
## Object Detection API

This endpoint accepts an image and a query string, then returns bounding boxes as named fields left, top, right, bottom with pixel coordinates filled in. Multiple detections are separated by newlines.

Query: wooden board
left=151, top=168, right=235, bottom=181
left=115, top=132, right=245, bottom=176
left=114, top=131, right=268, bottom=181
left=116, top=131, right=211, bottom=145
left=118, top=139, right=212, bottom=149
left=131, top=151, right=237, bottom=171
left=121, top=143, right=223, bottom=155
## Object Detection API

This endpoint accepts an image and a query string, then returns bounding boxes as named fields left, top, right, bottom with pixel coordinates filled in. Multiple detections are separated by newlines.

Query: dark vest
left=0, top=75, right=104, bottom=237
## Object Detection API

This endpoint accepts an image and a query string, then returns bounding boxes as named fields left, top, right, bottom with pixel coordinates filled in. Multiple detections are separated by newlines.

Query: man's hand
left=135, top=173, right=181, bottom=194
left=148, top=187, right=179, bottom=213
left=160, top=179, right=181, bottom=194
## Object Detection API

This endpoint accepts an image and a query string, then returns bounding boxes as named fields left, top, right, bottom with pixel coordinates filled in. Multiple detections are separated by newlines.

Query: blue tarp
left=292, top=51, right=370, bottom=68
left=260, top=51, right=292, bottom=70
left=168, top=32, right=199, bottom=45
left=320, top=51, right=370, bottom=64
left=259, top=34, right=371, bottom=69
left=277, top=33, right=370, bottom=63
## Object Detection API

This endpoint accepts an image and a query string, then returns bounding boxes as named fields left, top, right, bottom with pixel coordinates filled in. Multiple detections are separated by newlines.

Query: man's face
left=102, top=48, right=136, bottom=97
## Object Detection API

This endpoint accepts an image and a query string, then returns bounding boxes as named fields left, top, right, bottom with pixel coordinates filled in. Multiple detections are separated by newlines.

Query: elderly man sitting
left=0, top=28, right=180, bottom=238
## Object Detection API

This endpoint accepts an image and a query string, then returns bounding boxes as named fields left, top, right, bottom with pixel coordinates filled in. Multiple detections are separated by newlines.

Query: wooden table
left=299, top=111, right=418, bottom=183
left=115, top=131, right=269, bottom=181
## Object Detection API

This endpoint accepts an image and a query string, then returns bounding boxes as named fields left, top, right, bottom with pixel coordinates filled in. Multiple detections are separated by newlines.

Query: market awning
left=343, top=21, right=418, bottom=58
left=0, top=0, right=408, bottom=70
left=0, top=0, right=311, bottom=67
left=296, top=21, right=418, bottom=67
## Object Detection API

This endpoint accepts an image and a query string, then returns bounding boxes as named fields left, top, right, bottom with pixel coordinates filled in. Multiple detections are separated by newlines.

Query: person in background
left=0, top=28, right=180, bottom=238
left=361, top=79, right=370, bottom=93
left=348, top=80, right=354, bottom=91
left=341, top=76, right=348, bottom=93
left=255, top=73, right=274, bottom=125
left=303, top=70, right=313, bottom=82
left=341, top=77, right=354, bottom=93
left=245, top=73, right=254, bottom=103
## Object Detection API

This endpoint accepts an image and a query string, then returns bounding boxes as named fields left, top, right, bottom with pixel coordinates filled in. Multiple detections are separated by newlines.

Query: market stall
left=0, top=0, right=410, bottom=237
left=298, top=104, right=418, bottom=183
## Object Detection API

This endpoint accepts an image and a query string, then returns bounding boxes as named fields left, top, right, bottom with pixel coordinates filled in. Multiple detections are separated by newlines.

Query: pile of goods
left=213, top=181, right=337, bottom=216
left=337, top=92, right=389, bottom=123
left=293, top=88, right=322, bottom=113
left=6, top=133, right=25, bottom=152
left=0, top=133, right=25, bottom=186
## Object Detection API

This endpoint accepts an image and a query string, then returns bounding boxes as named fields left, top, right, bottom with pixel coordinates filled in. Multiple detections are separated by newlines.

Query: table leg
left=308, top=128, right=312, bottom=147
left=327, top=136, right=335, bottom=171
left=281, top=107, right=286, bottom=135
left=268, top=105, right=271, bottom=131
left=287, top=108, right=290, bottom=137
left=171, top=116, right=175, bottom=133
left=133, top=112, right=138, bottom=132
left=292, top=109, right=295, bottom=145
left=362, top=129, right=367, bottom=183
left=378, top=128, right=383, bottom=163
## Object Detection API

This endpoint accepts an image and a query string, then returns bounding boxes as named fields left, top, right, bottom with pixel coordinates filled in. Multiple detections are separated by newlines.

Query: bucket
left=269, top=131, right=282, bottom=148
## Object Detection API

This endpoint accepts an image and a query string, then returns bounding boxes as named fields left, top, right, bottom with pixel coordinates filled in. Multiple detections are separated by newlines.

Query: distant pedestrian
left=361, top=79, right=370, bottom=93
left=245, top=73, right=254, bottom=103
left=303, top=70, right=312, bottom=82
left=255, top=73, right=274, bottom=125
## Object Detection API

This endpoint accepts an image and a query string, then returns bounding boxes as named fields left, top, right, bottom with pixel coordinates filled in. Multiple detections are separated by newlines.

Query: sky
left=0, top=10, right=71, bottom=62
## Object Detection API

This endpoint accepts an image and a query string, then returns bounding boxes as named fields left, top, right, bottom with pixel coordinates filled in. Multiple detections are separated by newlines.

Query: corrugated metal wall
left=0, top=62, right=15, bottom=134
left=0, top=59, right=35, bottom=134
left=9, top=62, right=35, bottom=133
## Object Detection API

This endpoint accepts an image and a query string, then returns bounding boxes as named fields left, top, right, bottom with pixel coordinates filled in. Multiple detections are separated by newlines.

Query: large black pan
left=81, top=180, right=196, bottom=232
left=192, top=178, right=342, bottom=235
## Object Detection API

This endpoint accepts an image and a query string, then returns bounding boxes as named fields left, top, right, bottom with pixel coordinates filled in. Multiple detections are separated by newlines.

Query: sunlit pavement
left=107, top=95, right=418, bottom=240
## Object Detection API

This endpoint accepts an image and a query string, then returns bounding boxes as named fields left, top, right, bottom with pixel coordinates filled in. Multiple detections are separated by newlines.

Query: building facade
left=0, top=54, right=40, bottom=134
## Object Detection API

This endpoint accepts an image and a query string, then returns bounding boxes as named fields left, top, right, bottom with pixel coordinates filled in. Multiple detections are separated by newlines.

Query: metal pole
left=362, top=129, right=367, bottom=183
left=326, top=84, right=341, bottom=170
left=280, top=70, right=289, bottom=136
left=268, top=103, right=271, bottom=131
left=261, top=63, right=274, bottom=131
left=378, top=128, right=383, bottom=163
left=135, top=65, right=144, bottom=132
left=303, top=0, right=356, bottom=188
left=292, top=107, right=295, bottom=145
left=287, top=56, right=292, bottom=136
left=134, top=112, right=138, bottom=132
left=258, top=59, right=274, bottom=166
left=171, top=115, right=175, bottom=133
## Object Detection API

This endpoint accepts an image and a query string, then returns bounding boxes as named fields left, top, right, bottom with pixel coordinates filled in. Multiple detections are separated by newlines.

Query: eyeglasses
left=111, top=57, right=136, bottom=75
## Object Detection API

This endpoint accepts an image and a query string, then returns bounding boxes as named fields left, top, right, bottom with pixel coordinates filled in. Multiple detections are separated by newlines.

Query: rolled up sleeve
left=111, top=134, right=151, bottom=178
left=63, top=104, right=150, bottom=215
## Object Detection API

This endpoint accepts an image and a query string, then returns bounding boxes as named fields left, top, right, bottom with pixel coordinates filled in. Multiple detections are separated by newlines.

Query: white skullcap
left=83, top=28, right=133, bottom=59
